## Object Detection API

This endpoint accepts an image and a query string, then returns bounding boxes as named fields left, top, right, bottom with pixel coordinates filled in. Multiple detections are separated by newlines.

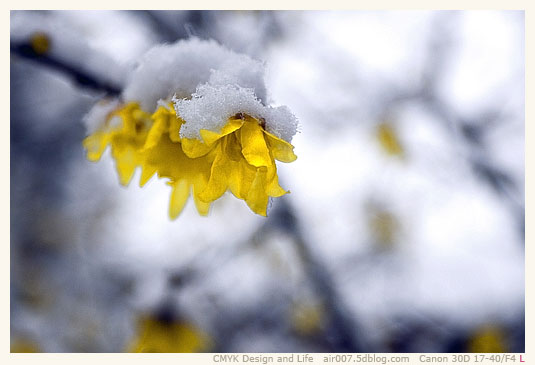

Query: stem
left=10, top=41, right=122, bottom=96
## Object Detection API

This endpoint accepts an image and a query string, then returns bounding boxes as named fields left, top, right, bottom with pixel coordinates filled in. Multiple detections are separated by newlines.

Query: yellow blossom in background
left=468, top=326, right=507, bottom=353
left=369, top=209, right=399, bottom=249
left=11, top=338, right=41, bottom=353
left=30, top=32, right=50, bottom=55
left=128, top=316, right=211, bottom=353
left=376, top=122, right=404, bottom=157
left=290, top=300, right=324, bottom=336
left=181, top=113, right=297, bottom=216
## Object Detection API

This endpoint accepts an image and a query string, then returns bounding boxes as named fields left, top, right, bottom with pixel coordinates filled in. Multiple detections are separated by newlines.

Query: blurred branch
left=164, top=196, right=370, bottom=352
left=378, top=12, right=524, bottom=240
left=10, top=41, right=122, bottom=96
left=263, top=197, right=369, bottom=352
left=417, top=12, right=525, bottom=239
left=422, top=94, right=525, bottom=237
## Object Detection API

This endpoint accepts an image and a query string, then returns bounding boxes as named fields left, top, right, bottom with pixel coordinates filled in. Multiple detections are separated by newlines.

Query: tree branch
left=10, top=41, right=122, bottom=96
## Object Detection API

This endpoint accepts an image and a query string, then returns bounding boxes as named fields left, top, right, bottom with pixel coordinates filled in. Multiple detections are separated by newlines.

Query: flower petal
left=118, top=103, right=150, bottom=136
left=199, top=117, right=244, bottom=146
left=181, top=137, right=214, bottom=158
left=245, top=167, right=270, bottom=216
left=111, top=144, right=139, bottom=186
left=182, top=118, right=244, bottom=158
left=265, top=164, right=288, bottom=198
left=192, top=174, right=211, bottom=215
left=240, top=120, right=272, bottom=167
left=169, top=179, right=191, bottom=219
left=144, top=107, right=170, bottom=150
left=228, top=155, right=257, bottom=200
left=193, top=196, right=211, bottom=216
left=139, top=163, right=157, bottom=187
left=198, top=142, right=230, bottom=203
left=83, top=131, right=109, bottom=161
left=264, top=131, right=297, bottom=163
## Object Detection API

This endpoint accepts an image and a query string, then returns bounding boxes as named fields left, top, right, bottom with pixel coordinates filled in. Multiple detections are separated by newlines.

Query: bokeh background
left=10, top=10, right=525, bottom=353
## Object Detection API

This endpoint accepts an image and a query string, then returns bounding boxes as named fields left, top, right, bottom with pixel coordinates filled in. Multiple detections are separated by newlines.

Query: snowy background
left=10, top=10, right=524, bottom=352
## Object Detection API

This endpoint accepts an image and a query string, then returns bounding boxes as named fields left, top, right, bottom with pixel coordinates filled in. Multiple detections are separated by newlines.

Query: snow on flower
left=174, top=84, right=297, bottom=216
left=82, top=37, right=298, bottom=218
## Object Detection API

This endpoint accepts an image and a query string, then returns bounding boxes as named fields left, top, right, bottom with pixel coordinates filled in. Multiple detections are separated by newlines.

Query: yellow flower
left=83, top=104, right=297, bottom=218
left=11, top=338, right=41, bottom=353
left=30, top=32, right=50, bottom=55
left=83, top=39, right=299, bottom=219
left=181, top=113, right=297, bottom=216
left=141, top=105, right=213, bottom=218
left=468, top=325, right=507, bottom=353
left=128, top=315, right=211, bottom=353
left=290, top=300, right=325, bottom=336
left=376, top=121, right=404, bottom=157
left=82, top=102, right=155, bottom=186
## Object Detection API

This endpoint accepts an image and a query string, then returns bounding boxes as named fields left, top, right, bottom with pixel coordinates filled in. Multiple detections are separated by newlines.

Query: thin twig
left=10, top=42, right=122, bottom=96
